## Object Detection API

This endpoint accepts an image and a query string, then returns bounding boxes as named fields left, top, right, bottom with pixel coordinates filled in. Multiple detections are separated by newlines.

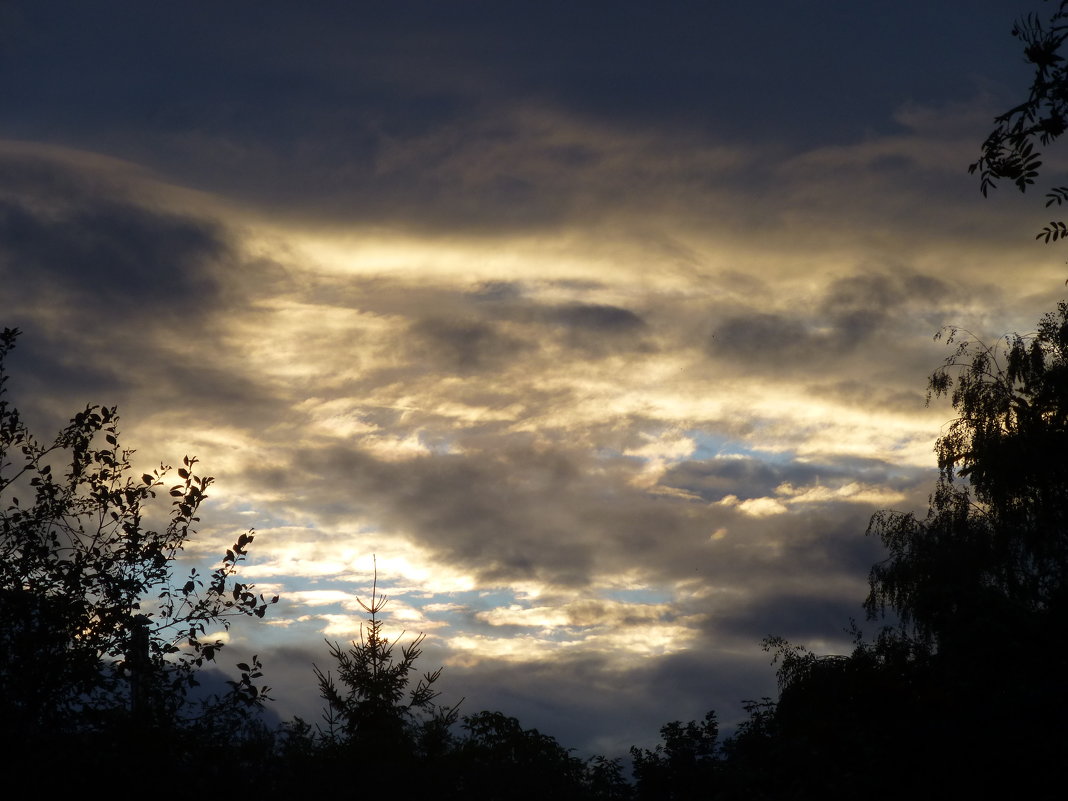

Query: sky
left=0, top=0, right=1061, bottom=757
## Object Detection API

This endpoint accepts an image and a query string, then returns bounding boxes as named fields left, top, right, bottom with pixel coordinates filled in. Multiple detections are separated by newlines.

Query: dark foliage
left=0, top=327, right=276, bottom=784
left=631, top=711, right=719, bottom=801
left=304, top=565, right=460, bottom=793
left=970, top=1, right=1068, bottom=195
left=452, top=710, right=591, bottom=801
left=867, top=306, right=1068, bottom=644
left=717, top=633, right=937, bottom=800
left=969, top=1, right=1068, bottom=243
left=860, top=308, right=1068, bottom=796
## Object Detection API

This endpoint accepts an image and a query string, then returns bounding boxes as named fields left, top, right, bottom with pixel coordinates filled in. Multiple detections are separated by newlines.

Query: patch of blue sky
left=458, top=589, right=521, bottom=609
left=685, top=429, right=797, bottom=465
left=416, top=429, right=457, bottom=455
left=592, top=445, right=626, bottom=461
left=541, top=627, right=584, bottom=642
left=595, top=430, right=797, bottom=468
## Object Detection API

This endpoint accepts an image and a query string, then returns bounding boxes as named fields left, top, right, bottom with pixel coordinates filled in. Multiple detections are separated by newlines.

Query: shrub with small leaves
left=0, top=327, right=277, bottom=738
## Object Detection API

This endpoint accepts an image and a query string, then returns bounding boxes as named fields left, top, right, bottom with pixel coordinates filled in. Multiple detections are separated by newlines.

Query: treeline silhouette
left=4, top=299, right=1068, bottom=797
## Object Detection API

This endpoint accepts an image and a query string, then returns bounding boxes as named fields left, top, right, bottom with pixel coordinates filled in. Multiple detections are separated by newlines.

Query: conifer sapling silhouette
left=313, top=560, right=460, bottom=757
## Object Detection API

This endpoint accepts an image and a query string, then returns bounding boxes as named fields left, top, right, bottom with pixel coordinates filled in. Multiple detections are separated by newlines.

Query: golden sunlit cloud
left=477, top=599, right=674, bottom=630
left=719, top=495, right=789, bottom=518
left=719, top=480, right=909, bottom=518
left=445, top=613, right=705, bottom=665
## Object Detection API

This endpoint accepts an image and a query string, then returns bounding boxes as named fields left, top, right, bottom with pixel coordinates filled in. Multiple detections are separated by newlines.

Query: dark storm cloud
left=482, top=295, right=648, bottom=350
left=661, top=457, right=828, bottom=504
left=261, top=441, right=659, bottom=587
left=662, top=452, right=928, bottom=507
left=820, top=272, right=959, bottom=341
left=549, top=303, right=644, bottom=332
left=541, top=302, right=650, bottom=357
left=0, top=1, right=1031, bottom=228
left=0, top=148, right=282, bottom=430
left=324, top=277, right=651, bottom=376
left=2, top=1, right=1026, bottom=142
left=663, top=457, right=806, bottom=503
left=0, top=196, right=221, bottom=314
left=712, top=592, right=865, bottom=644
left=407, top=317, right=533, bottom=375
left=273, top=442, right=638, bottom=588
left=469, top=280, right=524, bottom=303
left=0, top=150, right=227, bottom=321
left=702, top=270, right=1011, bottom=420
left=712, top=312, right=813, bottom=364
left=804, top=379, right=929, bottom=415
left=716, top=505, right=888, bottom=586
left=709, top=270, right=962, bottom=371
left=630, top=649, right=779, bottom=735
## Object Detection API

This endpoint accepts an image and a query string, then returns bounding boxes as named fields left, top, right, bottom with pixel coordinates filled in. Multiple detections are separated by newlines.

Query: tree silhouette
left=630, top=711, right=719, bottom=801
left=0, top=327, right=276, bottom=772
left=314, top=564, right=455, bottom=743
left=866, top=306, right=1068, bottom=645
left=309, top=562, right=460, bottom=793
left=584, top=754, right=634, bottom=801
left=452, top=710, right=590, bottom=801
left=970, top=1, right=1068, bottom=243
left=856, top=305, right=1068, bottom=796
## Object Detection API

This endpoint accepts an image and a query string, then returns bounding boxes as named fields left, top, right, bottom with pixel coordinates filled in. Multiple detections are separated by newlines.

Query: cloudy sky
left=0, top=0, right=1061, bottom=756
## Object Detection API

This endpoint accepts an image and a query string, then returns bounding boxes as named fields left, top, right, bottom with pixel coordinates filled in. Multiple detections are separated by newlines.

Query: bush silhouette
left=0, top=327, right=276, bottom=780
